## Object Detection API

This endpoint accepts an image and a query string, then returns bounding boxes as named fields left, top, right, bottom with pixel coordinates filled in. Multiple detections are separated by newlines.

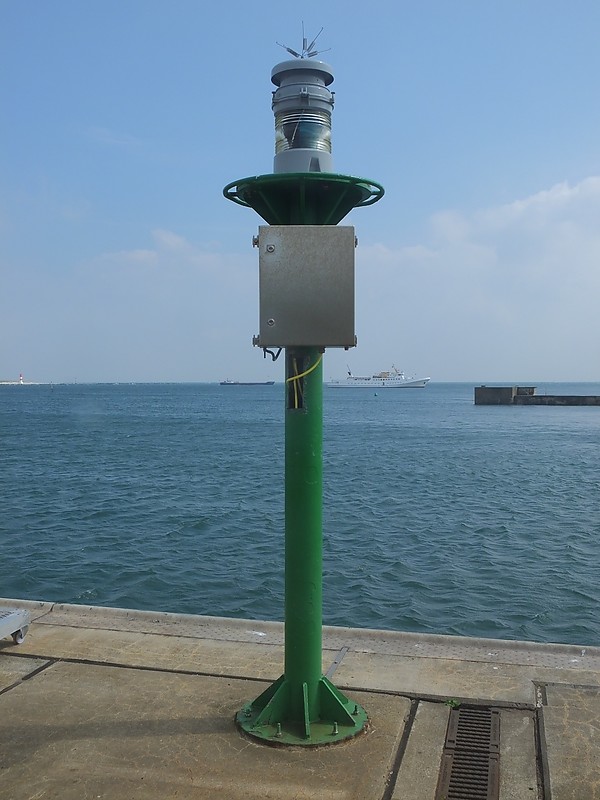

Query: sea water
left=2, top=381, right=599, bottom=646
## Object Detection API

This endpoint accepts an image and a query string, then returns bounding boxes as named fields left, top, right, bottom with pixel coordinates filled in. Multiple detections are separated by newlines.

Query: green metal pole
left=284, top=346, right=323, bottom=721
left=236, top=342, right=368, bottom=744
left=227, top=175, right=382, bottom=746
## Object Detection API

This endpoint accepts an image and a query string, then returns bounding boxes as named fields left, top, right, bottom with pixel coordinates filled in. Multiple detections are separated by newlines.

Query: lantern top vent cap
left=271, top=59, right=334, bottom=87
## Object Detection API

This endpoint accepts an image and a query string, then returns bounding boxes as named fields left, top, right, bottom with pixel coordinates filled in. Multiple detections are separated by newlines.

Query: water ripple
left=2, top=382, right=600, bottom=645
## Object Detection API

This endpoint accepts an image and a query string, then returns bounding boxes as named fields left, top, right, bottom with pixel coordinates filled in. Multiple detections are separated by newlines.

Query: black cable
left=263, top=347, right=282, bottom=362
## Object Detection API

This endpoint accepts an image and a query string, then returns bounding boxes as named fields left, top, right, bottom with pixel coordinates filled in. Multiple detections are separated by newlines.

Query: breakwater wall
left=474, top=386, right=600, bottom=406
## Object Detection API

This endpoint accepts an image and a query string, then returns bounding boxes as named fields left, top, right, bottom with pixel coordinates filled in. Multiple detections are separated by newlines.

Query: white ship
left=326, top=366, right=430, bottom=389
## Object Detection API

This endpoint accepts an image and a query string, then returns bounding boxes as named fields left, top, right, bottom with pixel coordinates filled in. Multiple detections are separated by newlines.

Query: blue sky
left=2, top=1, right=600, bottom=383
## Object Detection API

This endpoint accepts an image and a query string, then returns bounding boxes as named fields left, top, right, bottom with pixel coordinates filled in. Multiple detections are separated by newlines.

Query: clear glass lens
left=275, top=110, right=331, bottom=154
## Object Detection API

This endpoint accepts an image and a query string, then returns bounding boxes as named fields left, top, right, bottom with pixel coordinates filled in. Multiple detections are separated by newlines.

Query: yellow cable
left=292, top=357, right=299, bottom=409
left=286, top=353, right=322, bottom=409
left=286, top=353, right=323, bottom=384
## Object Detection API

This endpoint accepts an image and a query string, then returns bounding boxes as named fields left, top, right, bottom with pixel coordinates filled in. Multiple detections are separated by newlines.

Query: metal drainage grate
left=435, top=706, right=500, bottom=800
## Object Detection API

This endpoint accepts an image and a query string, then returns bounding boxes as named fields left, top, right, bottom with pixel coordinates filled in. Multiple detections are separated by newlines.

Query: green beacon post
left=224, top=32, right=384, bottom=746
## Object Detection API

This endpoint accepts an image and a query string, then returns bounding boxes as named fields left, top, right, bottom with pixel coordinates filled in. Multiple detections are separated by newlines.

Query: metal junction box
left=256, top=225, right=355, bottom=348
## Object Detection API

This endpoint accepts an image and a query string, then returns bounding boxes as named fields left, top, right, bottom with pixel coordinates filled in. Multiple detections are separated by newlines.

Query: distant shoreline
left=1, top=380, right=599, bottom=387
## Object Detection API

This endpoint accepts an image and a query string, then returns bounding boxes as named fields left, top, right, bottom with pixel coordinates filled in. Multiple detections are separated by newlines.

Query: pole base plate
left=236, top=674, right=368, bottom=747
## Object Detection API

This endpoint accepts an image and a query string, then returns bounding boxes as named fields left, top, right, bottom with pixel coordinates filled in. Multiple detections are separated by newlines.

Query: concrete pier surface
left=1, top=599, right=599, bottom=799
